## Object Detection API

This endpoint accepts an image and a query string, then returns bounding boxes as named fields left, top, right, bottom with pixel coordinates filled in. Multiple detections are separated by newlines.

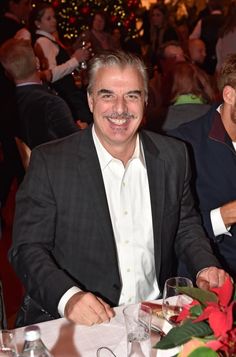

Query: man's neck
left=15, top=73, right=41, bottom=86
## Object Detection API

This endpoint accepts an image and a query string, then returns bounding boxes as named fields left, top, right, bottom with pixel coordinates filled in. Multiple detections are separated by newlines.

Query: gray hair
left=87, top=50, right=148, bottom=103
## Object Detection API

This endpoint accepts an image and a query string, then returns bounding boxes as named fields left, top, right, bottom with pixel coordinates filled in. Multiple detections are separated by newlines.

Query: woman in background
left=145, top=3, right=179, bottom=68
left=162, top=61, right=214, bottom=132
left=73, top=11, right=113, bottom=55
left=29, top=2, right=92, bottom=126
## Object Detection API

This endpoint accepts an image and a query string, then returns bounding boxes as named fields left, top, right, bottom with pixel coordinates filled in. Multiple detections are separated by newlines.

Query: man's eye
left=101, top=94, right=113, bottom=99
left=126, top=94, right=139, bottom=100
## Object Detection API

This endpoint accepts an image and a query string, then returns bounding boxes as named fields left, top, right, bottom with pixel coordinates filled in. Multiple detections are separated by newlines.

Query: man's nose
left=113, top=97, right=127, bottom=113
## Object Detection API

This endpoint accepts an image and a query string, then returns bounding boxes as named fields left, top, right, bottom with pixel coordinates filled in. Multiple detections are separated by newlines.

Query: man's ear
left=223, top=85, right=236, bottom=105
left=87, top=92, right=93, bottom=113
left=35, top=20, right=41, bottom=29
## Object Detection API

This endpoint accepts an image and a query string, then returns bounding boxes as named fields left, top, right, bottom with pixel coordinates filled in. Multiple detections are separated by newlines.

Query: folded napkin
left=141, top=301, right=181, bottom=357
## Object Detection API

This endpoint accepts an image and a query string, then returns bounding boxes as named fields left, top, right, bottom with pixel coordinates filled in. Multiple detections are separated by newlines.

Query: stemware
left=0, top=330, right=18, bottom=357
left=162, top=277, right=193, bottom=325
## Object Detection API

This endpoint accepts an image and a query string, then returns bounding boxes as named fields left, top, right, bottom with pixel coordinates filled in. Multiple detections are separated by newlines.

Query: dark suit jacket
left=10, top=127, right=220, bottom=326
left=168, top=105, right=236, bottom=277
left=16, top=84, right=78, bottom=149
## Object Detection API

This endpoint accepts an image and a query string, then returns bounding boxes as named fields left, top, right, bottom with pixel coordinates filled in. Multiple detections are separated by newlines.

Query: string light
left=32, top=0, right=142, bottom=43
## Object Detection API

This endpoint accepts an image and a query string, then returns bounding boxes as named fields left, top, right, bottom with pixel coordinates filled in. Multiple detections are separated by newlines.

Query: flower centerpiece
left=154, top=277, right=236, bottom=356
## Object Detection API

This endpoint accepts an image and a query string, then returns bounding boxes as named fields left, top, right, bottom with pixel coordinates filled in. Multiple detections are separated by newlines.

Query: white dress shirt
left=35, top=30, right=78, bottom=83
left=58, top=126, right=159, bottom=315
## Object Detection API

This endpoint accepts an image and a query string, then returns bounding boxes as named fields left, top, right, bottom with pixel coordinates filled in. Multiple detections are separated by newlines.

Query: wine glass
left=162, top=277, right=193, bottom=325
left=77, top=33, right=89, bottom=70
left=0, top=330, right=18, bottom=356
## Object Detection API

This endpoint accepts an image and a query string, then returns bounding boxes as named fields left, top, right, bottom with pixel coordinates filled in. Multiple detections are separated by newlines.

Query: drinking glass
left=162, top=277, right=193, bottom=325
left=123, top=303, right=152, bottom=357
left=77, top=33, right=89, bottom=70
left=0, top=330, right=18, bottom=356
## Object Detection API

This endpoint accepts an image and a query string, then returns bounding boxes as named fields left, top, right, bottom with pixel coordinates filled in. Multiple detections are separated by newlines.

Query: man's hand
left=196, top=266, right=229, bottom=290
left=220, top=200, right=236, bottom=227
left=64, top=291, right=115, bottom=325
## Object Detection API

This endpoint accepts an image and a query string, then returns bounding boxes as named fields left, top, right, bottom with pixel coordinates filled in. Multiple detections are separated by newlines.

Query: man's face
left=11, top=0, right=32, bottom=22
left=164, top=45, right=185, bottom=63
left=87, top=65, right=145, bottom=154
left=189, top=41, right=206, bottom=64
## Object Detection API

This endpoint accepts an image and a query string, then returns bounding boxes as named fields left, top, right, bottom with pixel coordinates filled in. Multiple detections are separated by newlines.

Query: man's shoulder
left=141, top=129, right=187, bottom=156
left=17, top=85, right=65, bottom=105
left=33, top=128, right=89, bottom=155
left=167, top=105, right=216, bottom=140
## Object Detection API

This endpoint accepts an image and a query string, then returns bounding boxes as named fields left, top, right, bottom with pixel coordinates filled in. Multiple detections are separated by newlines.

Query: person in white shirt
left=10, top=50, right=228, bottom=327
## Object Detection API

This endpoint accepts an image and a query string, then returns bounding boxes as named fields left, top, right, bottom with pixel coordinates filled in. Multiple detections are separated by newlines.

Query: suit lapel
left=140, top=131, right=165, bottom=280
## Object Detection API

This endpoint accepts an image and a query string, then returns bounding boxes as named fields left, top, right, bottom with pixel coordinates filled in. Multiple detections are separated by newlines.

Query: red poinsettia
left=194, top=277, right=235, bottom=337
left=155, top=276, right=236, bottom=356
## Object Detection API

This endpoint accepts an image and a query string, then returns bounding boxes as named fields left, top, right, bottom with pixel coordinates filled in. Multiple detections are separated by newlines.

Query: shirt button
left=128, top=298, right=132, bottom=302
left=127, top=268, right=131, bottom=272
left=122, top=182, right=126, bottom=186
left=124, top=211, right=128, bottom=215
left=125, top=240, right=129, bottom=244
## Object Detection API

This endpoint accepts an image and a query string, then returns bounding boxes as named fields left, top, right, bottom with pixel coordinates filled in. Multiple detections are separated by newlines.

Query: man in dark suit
left=0, top=0, right=32, bottom=208
left=168, top=54, right=236, bottom=279
left=10, top=50, right=228, bottom=327
left=0, top=38, right=78, bottom=150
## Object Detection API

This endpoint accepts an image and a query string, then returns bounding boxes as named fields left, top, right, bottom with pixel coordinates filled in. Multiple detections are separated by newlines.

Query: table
left=14, top=305, right=161, bottom=357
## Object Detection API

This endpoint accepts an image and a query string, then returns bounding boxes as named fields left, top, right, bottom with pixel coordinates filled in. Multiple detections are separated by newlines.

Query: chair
left=14, top=137, right=31, bottom=170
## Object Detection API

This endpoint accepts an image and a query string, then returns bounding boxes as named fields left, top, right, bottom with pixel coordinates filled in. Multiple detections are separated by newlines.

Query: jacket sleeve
left=9, top=148, right=78, bottom=318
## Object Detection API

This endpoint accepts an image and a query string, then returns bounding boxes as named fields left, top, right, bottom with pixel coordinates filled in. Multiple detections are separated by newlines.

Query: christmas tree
left=32, top=0, right=142, bottom=44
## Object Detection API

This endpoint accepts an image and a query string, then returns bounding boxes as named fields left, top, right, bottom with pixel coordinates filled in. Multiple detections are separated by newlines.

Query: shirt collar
left=16, top=82, right=42, bottom=87
left=36, top=30, right=56, bottom=42
left=209, top=105, right=234, bottom=149
left=92, top=125, right=145, bottom=170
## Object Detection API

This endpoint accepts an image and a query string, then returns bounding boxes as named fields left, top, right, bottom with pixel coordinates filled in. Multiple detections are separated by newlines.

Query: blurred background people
left=0, top=38, right=78, bottom=152
left=145, top=41, right=186, bottom=132
left=29, top=2, right=92, bottom=127
left=73, top=11, right=113, bottom=55
left=216, top=1, right=236, bottom=73
left=190, top=0, right=224, bottom=75
left=145, top=3, right=179, bottom=68
left=0, top=0, right=32, bottom=212
left=188, top=38, right=206, bottom=69
left=162, top=62, right=214, bottom=132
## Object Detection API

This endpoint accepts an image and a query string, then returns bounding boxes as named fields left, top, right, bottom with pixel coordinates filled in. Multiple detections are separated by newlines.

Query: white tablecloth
left=14, top=305, right=161, bottom=357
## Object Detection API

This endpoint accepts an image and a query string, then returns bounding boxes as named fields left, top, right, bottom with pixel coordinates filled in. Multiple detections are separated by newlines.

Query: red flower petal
left=210, top=276, right=233, bottom=307
left=208, top=310, right=229, bottom=337
left=194, top=306, right=215, bottom=323
left=177, top=301, right=199, bottom=322
left=206, top=339, right=223, bottom=351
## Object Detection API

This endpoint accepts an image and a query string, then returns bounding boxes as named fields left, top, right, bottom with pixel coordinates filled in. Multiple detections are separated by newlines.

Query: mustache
left=104, top=112, right=136, bottom=120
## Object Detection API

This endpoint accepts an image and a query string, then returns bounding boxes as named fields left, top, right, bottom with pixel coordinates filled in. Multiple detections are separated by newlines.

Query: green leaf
left=190, top=304, right=203, bottom=317
left=188, top=346, right=218, bottom=357
left=177, top=287, right=218, bottom=305
left=154, top=321, right=212, bottom=349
